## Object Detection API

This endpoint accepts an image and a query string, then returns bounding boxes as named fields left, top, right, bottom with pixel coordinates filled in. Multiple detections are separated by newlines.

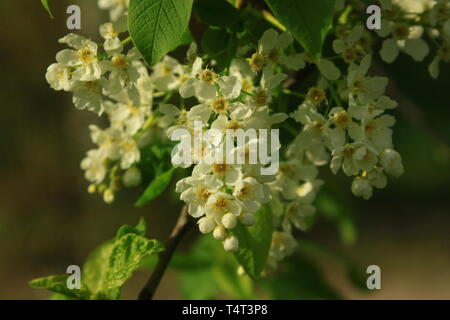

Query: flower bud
left=380, top=149, right=404, bottom=177
left=87, top=184, right=97, bottom=194
left=239, top=213, right=255, bottom=226
left=222, top=213, right=237, bottom=229
left=351, top=177, right=373, bottom=200
left=122, top=166, right=142, bottom=187
left=223, top=235, right=239, bottom=252
left=103, top=189, right=115, bottom=204
left=213, top=225, right=227, bottom=241
left=198, top=217, right=216, bottom=234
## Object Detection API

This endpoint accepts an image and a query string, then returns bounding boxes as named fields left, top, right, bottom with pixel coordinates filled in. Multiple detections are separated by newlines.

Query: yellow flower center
left=78, top=47, right=95, bottom=63
left=253, top=89, right=269, bottom=106
left=112, top=54, right=127, bottom=68
left=211, top=97, right=228, bottom=113
left=249, top=52, right=265, bottom=72
left=307, top=87, right=326, bottom=105
left=200, top=69, right=217, bottom=84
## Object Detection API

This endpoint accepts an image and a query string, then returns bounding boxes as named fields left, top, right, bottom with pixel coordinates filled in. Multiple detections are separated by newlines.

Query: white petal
left=380, top=39, right=399, bottom=63
left=317, top=59, right=341, bottom=81
left=404, top=38, right=429, bottom=62
left=258, top=29, right=278, bottom=54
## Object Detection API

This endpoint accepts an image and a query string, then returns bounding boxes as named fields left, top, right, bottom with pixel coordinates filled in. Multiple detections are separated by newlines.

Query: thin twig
left=138, top=205, right=194, bottom=300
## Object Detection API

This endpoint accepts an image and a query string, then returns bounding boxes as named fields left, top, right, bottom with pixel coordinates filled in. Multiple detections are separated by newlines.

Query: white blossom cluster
left=376, top=0, right=450, bottom=78
left=43, top=0, right=450, bottom=273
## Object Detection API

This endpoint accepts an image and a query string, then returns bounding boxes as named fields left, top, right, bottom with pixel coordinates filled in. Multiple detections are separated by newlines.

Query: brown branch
left=138, top=205, right=194, bottom=300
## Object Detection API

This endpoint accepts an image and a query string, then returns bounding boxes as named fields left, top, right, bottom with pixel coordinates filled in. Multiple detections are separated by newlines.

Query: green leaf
left=231, top=206, right=273, bottom=278
left=135, top=167, right=175, bottom=207
left=105, top=234, right=164, bottom=289
left=316, top=188, right=357, bottom=246
left=49, top=293, right=76, bottom=300
left=194, top=0, right=240, bottom=28
left=29, top=275, right=91, bottom=300
left=128, top=0, right=194, bottom=66
left=116, top=218, right=146, bottom=240
left=31, top=219, right=164, bottom=300
left=40, top=0, right=54, bottom=19
left=82, top=240, right=117, bottom=299
left=201, top=28, right=237, bottom=71
left=262, top=255, right=341, bottom=300
left=264, top=0, right=335, bottom=57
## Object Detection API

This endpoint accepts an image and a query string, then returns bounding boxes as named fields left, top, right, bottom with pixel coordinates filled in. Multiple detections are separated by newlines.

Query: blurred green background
left=0, top=1, right=449, bottom=300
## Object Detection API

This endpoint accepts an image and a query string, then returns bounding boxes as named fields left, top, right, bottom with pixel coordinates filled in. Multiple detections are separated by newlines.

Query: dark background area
left=0, top=1, right=449, bottom=299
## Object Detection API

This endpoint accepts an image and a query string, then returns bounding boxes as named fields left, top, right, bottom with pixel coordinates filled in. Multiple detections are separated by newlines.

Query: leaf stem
left=138, top=205, right=194, bottom=300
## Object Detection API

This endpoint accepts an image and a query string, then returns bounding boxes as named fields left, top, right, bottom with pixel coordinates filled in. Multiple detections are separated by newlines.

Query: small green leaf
left=194, top=0, right=240, bottom=28
left=105, top=234, right=164, bottom=289
left=231, top=206, right=273, bottom=278
left=264, top=0, right=335, bottom=57
left=41, top=0, right=54, bottom=19
left=135, top=167, right=175, bottom=207
left=29, top=275, right=91, bottom=300
left=201, top=28, right=237, bottom=71
left=116, top=218, right=147, bottom=240
left=128, top=0, right=194, bottom=66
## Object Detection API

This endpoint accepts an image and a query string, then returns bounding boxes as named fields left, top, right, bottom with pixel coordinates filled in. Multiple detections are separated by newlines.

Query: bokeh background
left=0, top=0, right=449, bottom=300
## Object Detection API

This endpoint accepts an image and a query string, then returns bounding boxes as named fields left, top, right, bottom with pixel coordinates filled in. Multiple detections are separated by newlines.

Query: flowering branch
left=138, top=205, right=194, bottom=300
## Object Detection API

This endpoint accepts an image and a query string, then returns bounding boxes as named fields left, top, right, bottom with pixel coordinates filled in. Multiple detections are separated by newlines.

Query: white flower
left=233, top=177, right=266, bottom=213
left=105, top=100, right=148, bottom=135
left=70, top=80, right=105, bottom=114
left=193, top=163, right=243, bottom=187
left=118, top=136, right=140, bottom=169
left=104, top=48, right=141, bottom=95
left=152, top=56, right=186, bottom=91
left=250, top=29, right=305, bottom=71
left=46, top=63, right=71, bottom=91
left=81, top=149, right=107, bottom=184
left=205, top=192, right=242, bottom=219
left=333, top=25, right=365, bottom=63
left=377, top=22, right=429, bottom=63
left=347, top=55, right=388, bottom=104
left=57, top=34, right=103, bottom=81
left=348, top=114, right=395, bottom=150
left=177, top=177, right=217, bottom=218
left=98, top=0, right=130, bottom=21
left=179, top=57, right=218, bottom=101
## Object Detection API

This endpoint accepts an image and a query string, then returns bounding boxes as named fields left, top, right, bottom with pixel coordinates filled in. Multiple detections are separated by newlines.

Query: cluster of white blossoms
left=376, top=0, right=450, bottom=78
left=44, top=0, right=449, bottom=273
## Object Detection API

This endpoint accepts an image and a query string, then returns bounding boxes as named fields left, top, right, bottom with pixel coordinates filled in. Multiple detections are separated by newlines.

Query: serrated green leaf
left=231, top=206, right=273, bottom=278
left=195, top=0, right=240, bottom=28
left=116, top=218, right=146, bottom=240
left=82, top=240, right=117, bottom=299
left=29, top=275, right=91, bottom=300
left=40, top=0, right=54, bottom=19
left=105, top=234, right=164, bottom=289
left=264, top=0, right=335, bottom=58
left=135, top=167, right=175, bottom=207
left=129, top=0, right=194, bottom=66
